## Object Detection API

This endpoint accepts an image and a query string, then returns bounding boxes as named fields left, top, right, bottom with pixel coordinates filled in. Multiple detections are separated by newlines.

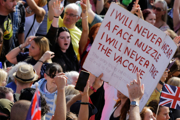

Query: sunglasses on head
left=152, top=6, right=163, bottom=12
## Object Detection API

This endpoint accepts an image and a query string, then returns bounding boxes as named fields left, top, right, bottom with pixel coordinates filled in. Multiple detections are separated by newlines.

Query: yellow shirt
left=146, top=89, right=161, bottom=105
left=47, top=16, right=82, bottom=61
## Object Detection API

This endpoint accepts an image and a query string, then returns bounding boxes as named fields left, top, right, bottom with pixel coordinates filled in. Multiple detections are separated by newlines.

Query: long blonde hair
left=33, top=36, right=52, bottom=63
left=154, top=0, right=168, bottom=22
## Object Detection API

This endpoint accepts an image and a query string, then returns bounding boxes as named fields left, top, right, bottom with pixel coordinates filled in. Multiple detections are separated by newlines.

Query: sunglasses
left=46, top=72, right=56, bottom=79
left=152, top=6, right=163, bottom=12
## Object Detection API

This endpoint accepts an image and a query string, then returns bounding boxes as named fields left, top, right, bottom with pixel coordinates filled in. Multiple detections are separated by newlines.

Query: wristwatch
left=19, top=44, right=24, bottom=51
left=130, top=101, right=139, bottom=107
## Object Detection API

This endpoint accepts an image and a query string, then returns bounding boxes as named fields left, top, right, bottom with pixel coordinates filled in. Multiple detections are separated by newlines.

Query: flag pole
left=155, top=104, right=160, bottom=118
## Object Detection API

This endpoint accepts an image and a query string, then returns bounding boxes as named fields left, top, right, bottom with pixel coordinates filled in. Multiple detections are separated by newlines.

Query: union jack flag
left=26, top=88, right=41, bottom=120
left=159, top=83, right=180, bottom=110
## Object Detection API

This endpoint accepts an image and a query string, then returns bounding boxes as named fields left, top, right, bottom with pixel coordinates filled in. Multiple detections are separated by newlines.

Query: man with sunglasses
left=31, top=63, right=67, bottom=120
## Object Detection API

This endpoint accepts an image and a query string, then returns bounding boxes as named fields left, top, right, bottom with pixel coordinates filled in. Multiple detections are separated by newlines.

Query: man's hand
left=52, top=0, right=64, bottom=17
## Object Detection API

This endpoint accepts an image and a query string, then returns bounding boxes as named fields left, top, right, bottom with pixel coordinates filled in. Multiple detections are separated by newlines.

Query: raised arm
left=96, top=0, right=104, bottom=14
left=87, top=0, right=96, bottom=24
left=51, top=0, right=64, bottom=28
left=78, top=81, right=89, bottom=120
left=79, top=0, right=89, bottom=55
left=127, top=72, right=144, bottom=120
left=46, top=0, right=63, bottom=48
left=53, top=73, right=67, bottom=120
left=48, top=0, right=63, bottom=21
left=6, top=36, right=34, bottom=64
left=34, top=51, right=55, bottom=78
left=173, top=0, right=180, bottom=28
left=67, top=73, right=103, bottom=112
left=26, top=0, right=46, bottom=21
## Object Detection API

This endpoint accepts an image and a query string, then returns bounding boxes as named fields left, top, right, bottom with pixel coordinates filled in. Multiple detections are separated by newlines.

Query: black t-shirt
left=0, top=14, right=13, bottom=63
left=110, top=109, right=120, bottom=120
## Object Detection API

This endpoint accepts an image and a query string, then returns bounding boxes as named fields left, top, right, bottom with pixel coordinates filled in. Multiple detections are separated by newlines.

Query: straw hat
left=13, top=64, right=38, bottom=83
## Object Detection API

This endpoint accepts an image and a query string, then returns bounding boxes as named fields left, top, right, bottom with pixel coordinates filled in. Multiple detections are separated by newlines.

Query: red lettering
left=105, top=21, right=111, bottom=31
left=112, top=25, right=119, bottom=33
left=143, top=60, right=149, bottom=68
left=118, top=43, right=123, bottom=52
left=146, top=46, right=152, bottom=54
left=124, top=47, right=131, bottom=56
left=124, top=17, right=129, bottom=26
left=101, top=32, right=105, bottom=40
left=115, top=11, right=125, bottom=21
left=106, top=48, right=112, bottom=57
left=127, top=34, right=133, bottom=43
left=141, top=28, right=147, bottom=37
left=116, top=29, right=123, bottom=37
left=134, top=39, right=142, bottom=48
left=135, top=53, right=141, bottom=62
left=110, top=9, right=115, bottom=16
left=114, top=53, right=120, bottom=61
left=123, top=32, right=129, bottom=41
left=123, top=59, right=129, bottom=67
left=147, top=31, right=153, bottom=39
left=128, top=20, right=132, bottom=29
left=130, top=50, right=136, bottom=59
left=128, top=63, right=134, bottom=71
left=98, top=43, right=102, bottom=50
left=106, top=34, right=116, bottom=45
left=150, top=34, right=157, bottom=43
left=134, top=24, right=143, bottom=34
left=139, top=57, right=145, bottom=65
left=155, top=37, right=162, bottom=46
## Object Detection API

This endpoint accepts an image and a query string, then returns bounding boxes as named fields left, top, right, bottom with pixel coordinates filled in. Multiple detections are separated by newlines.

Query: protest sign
left=83, top=3, right=177, bottom=110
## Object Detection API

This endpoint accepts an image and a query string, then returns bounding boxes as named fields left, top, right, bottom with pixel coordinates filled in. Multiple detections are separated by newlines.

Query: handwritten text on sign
left=83, top=3, right=177, bottom=111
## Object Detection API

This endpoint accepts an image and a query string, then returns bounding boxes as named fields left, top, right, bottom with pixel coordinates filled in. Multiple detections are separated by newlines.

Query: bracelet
left=38, top=60, right=44, bottom=64
left=80, top=102, right=89, bottom=105
left=19, top=45, right=23, bottom=51
left=156, top=87, right=161, bottom=93
left=159, top=81, right=164, bottom=86
left=82, top=16, right=88, bottom=19
left=90, top=86, right=97, bottom=92
left=54, top=16, right=59, bottom=18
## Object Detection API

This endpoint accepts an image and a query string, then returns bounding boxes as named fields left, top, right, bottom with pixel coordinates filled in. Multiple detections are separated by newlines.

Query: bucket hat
left=13, top=64, right=38, bottom=83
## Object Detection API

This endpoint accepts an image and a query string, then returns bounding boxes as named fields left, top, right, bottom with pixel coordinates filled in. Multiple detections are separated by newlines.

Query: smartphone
left=75, top=70, right=90, bottom=91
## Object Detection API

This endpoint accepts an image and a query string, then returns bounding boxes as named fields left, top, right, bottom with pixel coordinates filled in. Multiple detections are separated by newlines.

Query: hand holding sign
left=173, top=36, right=180, bottom=47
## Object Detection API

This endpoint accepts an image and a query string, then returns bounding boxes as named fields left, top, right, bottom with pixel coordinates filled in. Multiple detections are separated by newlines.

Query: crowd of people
left=0, top=0, right=180, bottom=119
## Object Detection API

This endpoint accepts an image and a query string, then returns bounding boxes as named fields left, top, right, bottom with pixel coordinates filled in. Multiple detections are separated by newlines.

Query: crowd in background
left=0, top=0, right=180, bottom=119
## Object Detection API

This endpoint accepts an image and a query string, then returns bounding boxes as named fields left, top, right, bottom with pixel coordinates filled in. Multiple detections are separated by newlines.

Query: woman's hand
left=127, top=72, right=144, bottom=103
left=39, top=51, right=55, bottom=62
left=52, top=0, right=64, bottom=17
left=173, top=36, right=180, bottom=47
left=93, top=73, right=103, bottom=90
left=22, top=36, right=35, bottom=48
